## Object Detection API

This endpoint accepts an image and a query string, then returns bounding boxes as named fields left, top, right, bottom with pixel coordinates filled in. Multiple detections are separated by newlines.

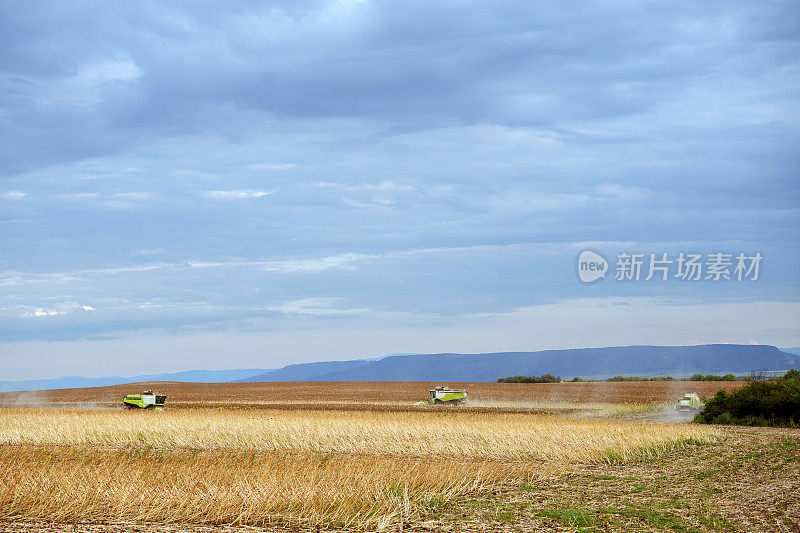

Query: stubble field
left=0, top=381, right=797, bottom=532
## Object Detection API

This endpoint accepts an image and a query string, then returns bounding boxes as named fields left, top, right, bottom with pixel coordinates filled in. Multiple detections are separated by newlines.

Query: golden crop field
left=0, top=407, right=717, bottom=530
left=0, top=408, right=716, bottom=462
left=1, top=381, right=796, bottom=532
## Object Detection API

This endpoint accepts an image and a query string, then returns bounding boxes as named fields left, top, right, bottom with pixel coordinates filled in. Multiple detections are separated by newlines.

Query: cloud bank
left=0, top=1, right=798, bottom=377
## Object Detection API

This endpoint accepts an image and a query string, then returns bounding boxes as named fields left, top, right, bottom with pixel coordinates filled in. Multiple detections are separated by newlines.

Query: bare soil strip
left=0, top=381, right=744, bottom=411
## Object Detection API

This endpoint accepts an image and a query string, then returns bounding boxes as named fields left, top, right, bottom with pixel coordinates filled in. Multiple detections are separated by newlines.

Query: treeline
left=497, top=373, right=561, bottom=383
left=694, top=369, right=799, bottom=427
left=688, top=373, right=738, bottom=381
left=607, top=374, right=740, bottom=381
left=498, top=374, right=743, bottom=383
left=606, top=376, right=677, bottom=382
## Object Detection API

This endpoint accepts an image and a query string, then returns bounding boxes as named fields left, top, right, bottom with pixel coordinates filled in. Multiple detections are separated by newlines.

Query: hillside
left=236, top=360, right=370, bottom=382
left=240, top=344, right=798, bottom=383
left=5, top=345, right=796, bottom=392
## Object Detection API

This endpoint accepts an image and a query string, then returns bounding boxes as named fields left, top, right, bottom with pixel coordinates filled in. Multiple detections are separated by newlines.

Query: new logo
left=578, top=250, right=608, bottom=283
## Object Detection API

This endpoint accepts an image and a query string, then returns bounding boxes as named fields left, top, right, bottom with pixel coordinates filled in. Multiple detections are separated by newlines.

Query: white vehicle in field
left=674, top=392, right=701, bottom=412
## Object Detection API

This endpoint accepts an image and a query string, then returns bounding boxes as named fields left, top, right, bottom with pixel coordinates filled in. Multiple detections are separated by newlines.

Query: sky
left=1, top=0, right=799, bottom=380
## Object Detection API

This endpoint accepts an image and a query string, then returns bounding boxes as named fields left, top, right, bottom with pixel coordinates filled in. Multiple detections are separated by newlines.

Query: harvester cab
left=674, top=392, right=701, bottom=412
left=123, top=390, right=166, bottom=410
left=415, top=386, right=467, bottom=405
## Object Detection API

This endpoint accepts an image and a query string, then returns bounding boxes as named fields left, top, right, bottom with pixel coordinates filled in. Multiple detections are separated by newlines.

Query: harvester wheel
left=123, top=403, right=135, bottom=410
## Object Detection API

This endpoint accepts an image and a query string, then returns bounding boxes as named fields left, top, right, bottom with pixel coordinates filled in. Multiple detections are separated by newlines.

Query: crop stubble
left=0, top=403, right=720, bottom=530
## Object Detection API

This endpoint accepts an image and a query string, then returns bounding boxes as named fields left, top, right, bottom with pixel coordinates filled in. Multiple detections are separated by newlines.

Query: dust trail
left=465, top=398, right=595, bottom=411
left=1, top=391, right=120, bottom=410
left=73, top=402, right=122, bottom=410
left=648, top=408, right=697, bottom=423
left=6, top=390, right=46, bottom=408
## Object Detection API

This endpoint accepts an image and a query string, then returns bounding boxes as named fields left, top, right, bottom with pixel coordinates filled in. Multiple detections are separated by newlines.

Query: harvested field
left=1, top=380, right=793, bottom=532
left=0, top=407, right=718, bottom=530
left=1, top=425, right=798, bottom=532
left=0, top=380, right=744, bottom=412
left=0, top=408, right=716, bottom=461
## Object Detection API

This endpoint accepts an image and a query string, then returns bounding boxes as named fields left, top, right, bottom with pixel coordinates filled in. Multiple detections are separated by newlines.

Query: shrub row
left=497, top=373, right=561, bottom=383
left=689, top=373, right=738, bottom=381
left=694, top=369, right=800, bottom=427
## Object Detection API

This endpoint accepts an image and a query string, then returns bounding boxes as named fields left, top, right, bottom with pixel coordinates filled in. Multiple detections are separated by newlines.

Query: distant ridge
left=0, top=368, right=275, bottom=393
left=237, top=360, right=374, bottom=382
left=6, top=345, right=797, bottom=392
left=235, top=353, right=418, bottom=382
left=238, top=344, right=798, bottom=383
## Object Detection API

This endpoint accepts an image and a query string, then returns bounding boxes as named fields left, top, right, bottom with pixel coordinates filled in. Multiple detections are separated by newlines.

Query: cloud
left=1, top=191, right=26, bottom=200
left=595, top=184, right=650, bottom=201
left=4, top=297, right=800, bottom=379
left=0, top=1, right=797, bottom=373
left=483, top=191, right=592, bottom=213
left=269, top=253, right=368, bottom=272
left=204, top=190, right=274, bottom=199
left=269, top=297, right=368, bottom=316
left=317, top=181, right=417, bottom=193
left=1, top=252, right=370, bottom=289
left=21, top=302, right=95, bottom=318
left=24, top=308, right=63, bottom=318
left=36, top=58, right=142, bottom=107
left=248, top=163, right=297, bottom=170
left=63, top=193, right=100, bottom=200
left=0, top=272, right=78, bottom=287
left=188, top=252, right=370, bottom=273
left=113, top=192, right=157, bottom=201
left=2, top=1, right=796, bottom=174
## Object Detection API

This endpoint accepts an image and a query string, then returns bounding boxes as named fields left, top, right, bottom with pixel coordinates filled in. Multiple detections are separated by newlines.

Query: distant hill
left=236, top=353, right=418, bottom=382
left=7, top=345, right=798, bottom=392
left=239, top=345, right=799, bottom=383
left=0, top=368, right=274, bottom=393
left=237, top=360, right=373, bottom=382
left=782, top=347, right=800, bottom=357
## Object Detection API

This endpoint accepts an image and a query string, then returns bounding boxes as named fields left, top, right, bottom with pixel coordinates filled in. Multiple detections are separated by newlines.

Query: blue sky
left=1, top=1, right=799, bottom=379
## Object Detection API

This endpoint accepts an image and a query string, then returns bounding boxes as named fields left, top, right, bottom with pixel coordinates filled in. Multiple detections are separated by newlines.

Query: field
left=0, top=381, right=797, bottom=532
left=0, top=380, right=745, bottom=410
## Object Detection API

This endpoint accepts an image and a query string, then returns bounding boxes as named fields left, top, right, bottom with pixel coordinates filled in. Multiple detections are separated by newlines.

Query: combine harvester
left=674, top=392, right=701, bottom=412
left=415, top=386, right=467, bottom=406
left=123, top=390, right=166, bottom=410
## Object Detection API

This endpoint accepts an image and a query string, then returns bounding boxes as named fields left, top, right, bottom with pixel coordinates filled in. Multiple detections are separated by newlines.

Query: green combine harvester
left=416, top=386, right=468, bottom=405
left=123, top=390, right=166, bottom=410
